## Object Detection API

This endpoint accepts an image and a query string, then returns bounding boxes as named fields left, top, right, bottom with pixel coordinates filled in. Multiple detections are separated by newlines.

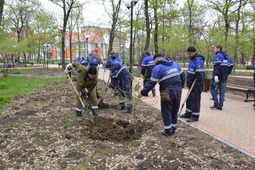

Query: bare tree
left=6, top=0, right=40, bottom=64
left=49, top=0, right=82, bottom=69
left=207, top=0, right=247, bottom=44
left=152, top=0, right=159, bottom=53
left=101, top=0, right=122, bottom=59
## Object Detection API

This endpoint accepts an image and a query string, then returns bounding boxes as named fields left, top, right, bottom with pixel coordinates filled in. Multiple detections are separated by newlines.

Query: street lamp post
left=43, top=44, right=51, bottom=68
left=85, top=34, right=90, bottom=58
left=12, top=45, right=16, bottom=68
left=125, top=0, right=139, bottom=73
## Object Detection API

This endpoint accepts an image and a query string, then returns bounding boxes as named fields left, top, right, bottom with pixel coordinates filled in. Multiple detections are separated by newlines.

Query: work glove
left=65, top=63, right=73, bottom=70
left=214, top=75, right=219, bottom=83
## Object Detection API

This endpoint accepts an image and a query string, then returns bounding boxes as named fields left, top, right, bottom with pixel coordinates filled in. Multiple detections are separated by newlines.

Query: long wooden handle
left=184, top=78, right=196, bottom=103
left=66, top=73, right=86, bottom=108
left=178, top=79, right=196, bottom=115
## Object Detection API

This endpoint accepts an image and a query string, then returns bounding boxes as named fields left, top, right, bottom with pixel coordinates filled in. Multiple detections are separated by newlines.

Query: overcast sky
left=39, top=0, right=188, bottom=29
left=39, top=0, right=120, bottom=28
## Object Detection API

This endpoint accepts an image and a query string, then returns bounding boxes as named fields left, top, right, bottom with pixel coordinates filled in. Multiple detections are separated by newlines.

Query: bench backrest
left=246, top=65, right=254, bottom=70
left=227, top=76, right=253, bottom=87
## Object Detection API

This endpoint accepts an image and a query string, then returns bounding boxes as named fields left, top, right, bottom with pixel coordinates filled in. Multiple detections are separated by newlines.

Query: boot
left=179, top=111, right=192, bottom=118
left=122, top=103, right=132, bottom=113
left=161, top=129, right=173, bottom=137
left=114, top=91, right=119, bottom=97
left=152, top=88, right=156, bottom=97
left=117, top=101, right=126, bottom=110
left=92, top=108, right=100, bottom=120
left=75, top=110, right=83, bottom=122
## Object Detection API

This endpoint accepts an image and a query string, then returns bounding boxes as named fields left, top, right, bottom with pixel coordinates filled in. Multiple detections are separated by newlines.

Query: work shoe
left=160, top=130, right=173, bottom=137
left=210, top=105, right=219, bottom=109
left=117, top=102, right=126, bottom=110
left=122, top=104, right=132, bottom=113
left=186, top=118, right=198, bottom=123
left=92, top=108, right=100, bottom=120
left=122, top=108, right=132, bottom=113
left=75, top=110, right=83, bottom=122
left=216, top=106, right=222, bottom=110
left=77, top=116, right=83, bottom=122
left=179, top=112, right=191, bottom=118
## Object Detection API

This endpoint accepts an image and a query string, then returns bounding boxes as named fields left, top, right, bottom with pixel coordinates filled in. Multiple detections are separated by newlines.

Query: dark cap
left=88, top=66, right=97, bottom=75
left=110, top=51, right=116, bottom=55
left=105, top=60, right=113, bottom=68
left=153, top=53, right=163, bottom=60
left=143, top=50, right=150, bottom=55
left=187, top=46, right=196, bottom=52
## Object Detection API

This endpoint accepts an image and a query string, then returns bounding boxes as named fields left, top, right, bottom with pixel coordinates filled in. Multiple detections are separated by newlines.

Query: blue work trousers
left=161, top=90, right=182, bottom=133
left=186, top=85, right=203, bottom=120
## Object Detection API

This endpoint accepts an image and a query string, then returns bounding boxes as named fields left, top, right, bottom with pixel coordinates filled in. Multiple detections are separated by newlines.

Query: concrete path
left=98, top=68, right=255, bottom=157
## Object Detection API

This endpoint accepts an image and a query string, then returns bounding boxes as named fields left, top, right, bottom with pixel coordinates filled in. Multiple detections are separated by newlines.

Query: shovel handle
left=178, top=79, right=196, bottom=115
left=66, top=73, right=86, bottom=108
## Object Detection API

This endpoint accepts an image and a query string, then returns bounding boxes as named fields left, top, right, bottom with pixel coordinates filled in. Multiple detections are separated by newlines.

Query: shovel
left=178, top=78, right=196, bottom=116
left=66, top=73, right=86, bottom=109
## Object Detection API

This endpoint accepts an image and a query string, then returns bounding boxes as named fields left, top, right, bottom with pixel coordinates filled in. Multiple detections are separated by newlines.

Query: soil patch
left=82, top=117, right=151, bottom=142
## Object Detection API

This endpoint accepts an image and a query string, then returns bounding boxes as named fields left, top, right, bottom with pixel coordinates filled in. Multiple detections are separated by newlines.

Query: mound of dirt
left=82, top=117, right=151, bottom=142
left=0, top=68, right=254, bottom=169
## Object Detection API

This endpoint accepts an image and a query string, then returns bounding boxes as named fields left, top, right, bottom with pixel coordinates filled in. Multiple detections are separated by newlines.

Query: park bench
left=16, top=62, right=34, bottom=67
left=246, top=65, right=254, bottom=71
left=226, top=76, right=255, bottom=102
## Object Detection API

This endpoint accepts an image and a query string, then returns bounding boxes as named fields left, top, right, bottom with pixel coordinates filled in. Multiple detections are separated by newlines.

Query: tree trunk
left=136, top=0, right=151, bottom=76
left=253, top=40, right=255, bottom=66
left=0, top=0, right=5, bottom=25
left=69, top=29, right=72, bottom=63
left=78, top=27, right=81, bottom=58
left=107, top=0, right=122, bottom=59
left=153, top=3, right=159, bottom=53
left=187, top=0, right=193, bottom=45
left=233, top=0, right=243, bottom=74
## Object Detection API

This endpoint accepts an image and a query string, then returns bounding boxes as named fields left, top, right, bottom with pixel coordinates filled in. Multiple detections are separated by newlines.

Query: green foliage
left=64, top=122, right=75, bottom=127
left=0, top=77, right=66, bottom=110
left=41, top=131, right=51, bottom=137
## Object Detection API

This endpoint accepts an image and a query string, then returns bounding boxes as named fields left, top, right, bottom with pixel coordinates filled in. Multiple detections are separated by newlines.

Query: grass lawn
left=7, top=69, right=32, bottom=74
left=0, top=76, right=66, bottom=110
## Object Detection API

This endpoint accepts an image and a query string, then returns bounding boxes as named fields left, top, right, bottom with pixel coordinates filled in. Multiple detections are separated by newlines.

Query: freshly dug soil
left=0, top=68, right=254, bottom=169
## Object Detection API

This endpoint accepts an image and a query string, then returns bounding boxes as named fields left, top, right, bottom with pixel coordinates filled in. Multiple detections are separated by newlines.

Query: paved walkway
left=98, top=68, right=255, bottom=157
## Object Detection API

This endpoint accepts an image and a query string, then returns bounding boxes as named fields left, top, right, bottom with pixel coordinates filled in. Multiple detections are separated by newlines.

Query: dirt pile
left=82, top=117, right=151, bottom=142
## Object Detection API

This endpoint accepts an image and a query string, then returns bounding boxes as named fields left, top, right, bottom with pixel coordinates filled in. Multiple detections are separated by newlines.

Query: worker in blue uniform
left=138, top=53, right=185, bottom=137
left=141, top=50, right=156, bottom=97
left=105, top=60, right=133, bottom=113
left=179, top=46, right=205, bottom=123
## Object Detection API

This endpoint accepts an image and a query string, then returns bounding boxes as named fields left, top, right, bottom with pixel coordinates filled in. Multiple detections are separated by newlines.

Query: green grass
left=0, top=76, right=66, bottom=110
left=41, top=131, right=51, bottom=137
left=64, top=122, right=75, bottom=127
left=7, top=70, right=31, bottom=74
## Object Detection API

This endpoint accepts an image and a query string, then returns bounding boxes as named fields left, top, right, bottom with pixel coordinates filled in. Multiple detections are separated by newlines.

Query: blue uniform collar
left=156, top=58, right=173, bottom=66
